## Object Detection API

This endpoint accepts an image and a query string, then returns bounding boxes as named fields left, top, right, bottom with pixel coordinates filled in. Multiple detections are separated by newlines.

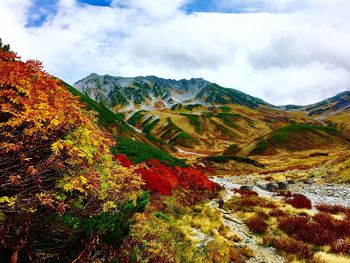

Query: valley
left=1, top=41, right=350, bottom=262
left=72, top=73, right=350, bottom=262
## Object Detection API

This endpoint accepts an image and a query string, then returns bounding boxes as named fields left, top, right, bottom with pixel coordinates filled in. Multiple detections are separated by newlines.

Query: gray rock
left=277, top=182, right=288, bottom=190
left=287, top=180, right=295, bottom=185
left=240, top=185, right=253, bottom=191
left=266, top=183, right=279, bottom=192
left=303, top=179, right=314, bottom=185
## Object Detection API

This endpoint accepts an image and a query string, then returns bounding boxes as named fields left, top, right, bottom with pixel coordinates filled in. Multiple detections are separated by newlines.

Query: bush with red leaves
left=136, top=166, right=176, bottom=195
left=277, top=191, right=293, bottom=198
left=278, top=191, right=312, bottom=209
left=238, top=196, right=277, bottom=209
left=315, top=203, right=350, bottom=215
left=313, top=213, right=350, bottom=237
left=269, top=208, right=287, bottom=218
left=263, top=236, right=314, bottom=260
left=168, top=165, right=220, bottom=192
left=331, top=238, right=350, bottom=255
left=233, top=188, right=258, bottom=198
left=246, top=216, right=268, bottom=234
left=115, top=154, right=133, bottom=168
left=278, top=215, right=337, bottom=246
left=115, top=155, right=221, bottom=195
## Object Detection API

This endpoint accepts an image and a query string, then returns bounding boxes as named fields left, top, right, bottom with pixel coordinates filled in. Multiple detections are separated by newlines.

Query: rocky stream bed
left=209, top=174, right=350, bottom=263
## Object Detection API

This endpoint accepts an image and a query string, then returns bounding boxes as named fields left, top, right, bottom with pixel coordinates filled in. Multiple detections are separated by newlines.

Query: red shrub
left=269, top=208, right=287, bottom=217
left=136, top=159, right=178, bottom=195
left=331, top=238, right=350, bottom=255
left=246, top=216, right=268, bottom=234
left=278, top=192, right=312, bottom=209
left=316, top=203, right=350, bottom=214
left=240, top=196, right=277, bottom=209
left=263, top=236, right=314, bottom=259
left=313, top=213, right=350, bottom=237
left=233, top=188, right=258, bottom=198
left=113, top=155, right=221, bottom=196
left=278, top=215, right=337, bottom=246
left=136, top=167, right=175, bottom=195
left=277, top=191, right=293, bottom=198
left=168, top=165, right=221, bottom=192
left=115, top=154, right=133, bottom=168
left=240, top=197, right=260, bottom=207
left=137, top=159, right=221, bottom=195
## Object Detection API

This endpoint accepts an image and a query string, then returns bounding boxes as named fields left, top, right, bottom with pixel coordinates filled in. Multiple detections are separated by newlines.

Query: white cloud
left=0, top=0, right=350, bottom=105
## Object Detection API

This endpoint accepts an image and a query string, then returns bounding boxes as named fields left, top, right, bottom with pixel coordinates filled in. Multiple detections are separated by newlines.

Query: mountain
left=299, top=91, right=350, bottom=139
left=63, top=81, right=176, bottom=152
left=75, top=74, right=318, bottom=152
left=303, top=91, right=350, bottom=117
left=74, top=74, right=272, bottom=111
left=278, top=91, right=350, bottom=139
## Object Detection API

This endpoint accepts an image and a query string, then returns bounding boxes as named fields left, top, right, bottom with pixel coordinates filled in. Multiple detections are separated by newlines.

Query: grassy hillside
left=243, top=124, right=347, bottom=156
left=324, top=109, right=350, bottom=139
left=125, top=104, right=319, bottom=153
left=111, top=137, right=186, bottom=166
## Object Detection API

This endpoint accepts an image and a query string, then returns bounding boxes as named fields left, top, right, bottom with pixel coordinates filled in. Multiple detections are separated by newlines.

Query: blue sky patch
left=78, top=0, right=113, bottom=7
left=25, top=0, right=59, bottom=28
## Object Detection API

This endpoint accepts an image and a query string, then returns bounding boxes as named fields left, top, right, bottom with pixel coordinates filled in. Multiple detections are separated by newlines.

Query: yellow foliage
left=0, top=196, right=17, bottom=207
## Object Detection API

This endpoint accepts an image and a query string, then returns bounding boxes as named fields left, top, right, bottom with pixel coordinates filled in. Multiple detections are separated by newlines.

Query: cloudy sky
left=1, top=0, right=350, bottom=105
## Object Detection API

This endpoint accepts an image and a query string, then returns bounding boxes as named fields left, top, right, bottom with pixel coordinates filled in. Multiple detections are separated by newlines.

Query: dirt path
left=209, top=177, right=285, bottom=263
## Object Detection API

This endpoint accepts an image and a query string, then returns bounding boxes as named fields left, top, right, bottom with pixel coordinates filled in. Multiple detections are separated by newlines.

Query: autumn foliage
left=315, top=203, right=350, bottom=214
left=277, top=191, right=312, bottom=209
left=115, top=154, right=221, bottom=195
left=0, top=47, right=144, bottom=262
left=246, top=216, right=268, bottom=234
left=278, top=213, right=350, bottom=247
left=233, top=188, right=258, bottom=197
left=263, top=236, right=314, bottom=259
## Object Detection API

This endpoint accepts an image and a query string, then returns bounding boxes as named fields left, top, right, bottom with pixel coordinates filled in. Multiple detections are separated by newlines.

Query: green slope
left=63, top=81, right=174, bottom=152
left=246, top=124, right=346, bottom=156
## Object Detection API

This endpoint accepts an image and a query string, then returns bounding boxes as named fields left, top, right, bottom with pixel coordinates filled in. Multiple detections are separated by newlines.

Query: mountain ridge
left=74, top=73, right=273, bottom=111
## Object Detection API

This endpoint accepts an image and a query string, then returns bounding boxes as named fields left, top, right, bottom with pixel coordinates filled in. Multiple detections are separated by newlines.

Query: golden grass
left=316, top=252, right=350, bottom=263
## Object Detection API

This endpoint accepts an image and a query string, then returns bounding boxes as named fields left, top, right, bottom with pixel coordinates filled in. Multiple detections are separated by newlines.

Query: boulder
left=240, top=185, right=253, bottom=191
left=277, top=182, right=288, bottom=190
left=266, top=183, right=279, bottom=192
left=287, top=180, right=295, bottom=185
left=303, top=179, right=314, bottom=185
